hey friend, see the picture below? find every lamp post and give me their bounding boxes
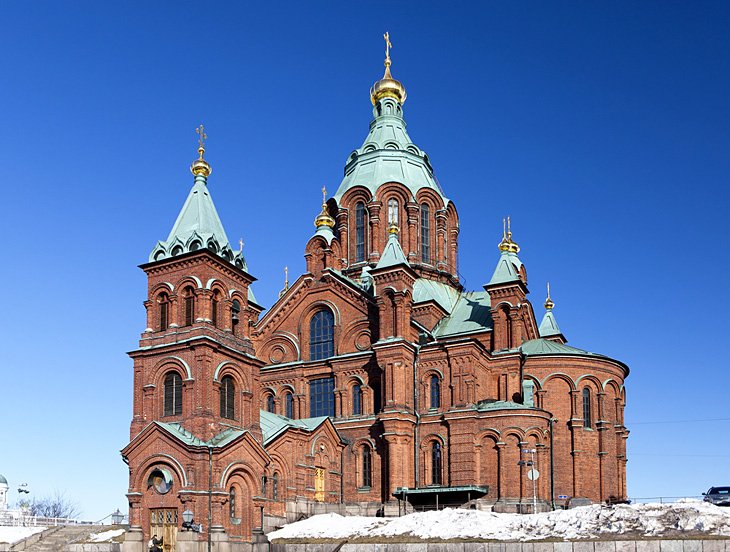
[111,509,124,525]
[182,509,202,533]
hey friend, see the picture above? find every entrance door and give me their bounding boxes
[314,468,325,502]
[150,508,178,552]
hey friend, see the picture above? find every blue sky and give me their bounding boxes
[1,2,729,521]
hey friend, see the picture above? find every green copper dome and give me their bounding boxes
[334,94,448,206]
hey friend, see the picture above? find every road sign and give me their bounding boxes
[527,469,540,481]
[558,494,568,499]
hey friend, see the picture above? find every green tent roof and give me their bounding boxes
[259,410,330,446]
[487,250,523,286]
[538,310,563,338]
[375,231,410,270]
[432,291,493,337]
[156,421,246,448]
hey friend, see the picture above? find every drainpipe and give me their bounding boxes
[549,417,556,510]
[413,342,422,490]
[208,446,213,552]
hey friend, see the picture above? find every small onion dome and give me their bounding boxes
[370,60,407,106]
[498,217,520,254]
[544,283,555,310]
[388,222,400,234]
[314,201,335,228]
[190,145,212,177]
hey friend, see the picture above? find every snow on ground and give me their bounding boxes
[88,528,126,542]
[269,500,730,542]
[0,526,47,544]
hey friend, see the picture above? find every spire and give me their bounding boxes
[539,282,565,341]
[370,32,407,106]
[278,266,290,298]
[313,186,336,243]
[375,224,409,269]
[488,218,524,286]
[149,127,246,271]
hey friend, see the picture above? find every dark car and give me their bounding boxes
[703,487,730,506]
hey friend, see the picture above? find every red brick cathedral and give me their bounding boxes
[122,42,629,552]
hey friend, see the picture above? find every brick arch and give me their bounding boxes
[299,302,340,360]
[266,452,293,500]
[212,361,250,390]
[420,433,447,486]
[540,372,577,390]
[260,332,301,364]
[150,282,174,296]
[415,188,447,211]
[340,319,371,352]
[149,356,192,383]
[375,181,412,204]
[132,453,188,490]
[576,374,602,390]
[221,463,259,540]
[501,432,523,500]
[475,431,500,496]
[174,275,202,290]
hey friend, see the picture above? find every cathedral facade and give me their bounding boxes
[122,44,629,552]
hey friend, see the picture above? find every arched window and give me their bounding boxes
[163,372,182,416]
[231,299,241,335]
[355,202,367,263]
[272,473,279,500]
[266,394,276,414]
[158,293,170,332]
[220,376,235,419]
[430,375,441,409]
[583,387,592,428]
[420,204,431,264]
[183,287,195,326]
[285,392,294,418]
[211,290,220,327]
[431,442,442,485]
[229,487,236,519]
[310,309,334,360]
[352,383,362,416]
[361,446,372,488]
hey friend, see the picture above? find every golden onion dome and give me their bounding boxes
[370,61,407,106]
[370,32,407,106]
[314,186,336,228]
[544,282,554,311]
[190,145,212,177]
[498,217,520,254]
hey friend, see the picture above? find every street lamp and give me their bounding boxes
[111,509,124,525]
[182,509,202,532]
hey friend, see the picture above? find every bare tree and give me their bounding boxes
[28,491,80,519]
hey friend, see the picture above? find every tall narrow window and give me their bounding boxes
[420,204,431,263]
[220,376,235,419]
[352,383,362,416]
[158,293,169,331]
[285,392,294,418]
[387,198,399,225]
[183,288,195,326]
[431,442,442,485]
[272,473,279,500]
[229,487,236,519]
[231,299,241,335]
[266,394,276,413]
[430,375,441,409]
[211,291,220,327]
[310,377,335,417]
[355,202,366,263]
[310,309,334,360]
[362,446,372,488]
[163,372,182,416]
[583,388,592,428]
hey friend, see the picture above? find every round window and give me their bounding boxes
[148,468,173,494]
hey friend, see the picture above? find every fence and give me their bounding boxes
[0,510,95,527]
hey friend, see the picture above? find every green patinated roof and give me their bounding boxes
[413,278,460,312]
[0,474,7,485]
[538,310,562,338]
[149,174,247,272]
[259,410,330,446]
[487,250,523,286]
[475,399,536,411]
[334,96,448,205]
[375,232,410,269]
[520,338,604,358]
[155,421,246,448]
[432,291,493,337]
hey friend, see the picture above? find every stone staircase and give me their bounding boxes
[9,525,107,551]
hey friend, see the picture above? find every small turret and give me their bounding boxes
[539,282,566,344]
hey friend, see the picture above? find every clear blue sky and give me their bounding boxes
[1,1,728,521]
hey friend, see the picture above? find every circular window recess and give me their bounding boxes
[148,468,173,494]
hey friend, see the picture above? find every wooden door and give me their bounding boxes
[150,508,178,552]
[314,468,325,502]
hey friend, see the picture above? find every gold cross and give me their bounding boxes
[321,186,327,205]
[196,124,207,149]
[384,32,392,60]
[239,238,244,251]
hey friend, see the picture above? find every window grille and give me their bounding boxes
[355,202,366,262]
[310,310,334,360]
[420,204,431,263]
[430,375,441,409]
[310,377,335,417]
[220,376,235,419]
[163,372,182,416]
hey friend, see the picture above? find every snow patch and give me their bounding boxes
[269,501,730,542]
[88,528,125,542]
[0,526,47,544]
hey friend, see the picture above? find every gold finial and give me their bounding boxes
[370,32,407,105]
[545,282,554,310]
[190,124,212,177]
[388,222,399,235]
[279,266,290,298]
[238,238,244,252]
[498,216,520,253]
[314,186,335,228]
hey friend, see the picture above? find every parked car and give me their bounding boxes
[703,487,730,506]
